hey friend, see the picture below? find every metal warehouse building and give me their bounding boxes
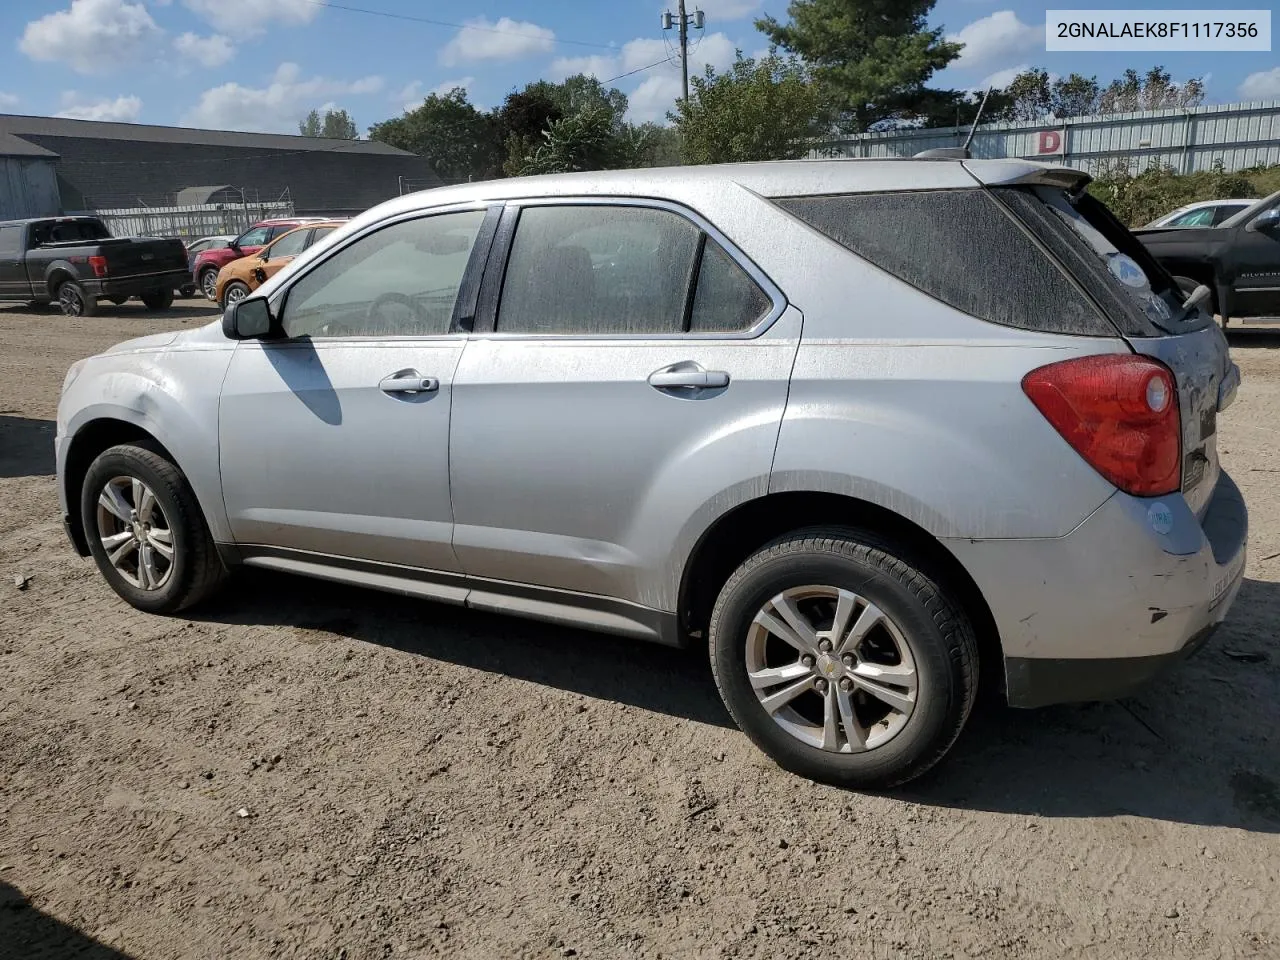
[817,99,1280,175]
[0,113,440,228]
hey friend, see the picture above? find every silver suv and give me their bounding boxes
[56,159,1248,787]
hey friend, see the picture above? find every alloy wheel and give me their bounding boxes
[59,285,84,317]
[95,476,175,591]
[201,271,218,301]
[225,284,248,306]
[745,585,918,753]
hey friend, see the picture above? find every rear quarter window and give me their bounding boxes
[775,189,1116,337]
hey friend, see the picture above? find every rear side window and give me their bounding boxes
[494,204,773,336]
[776,190,1115,337]
[0,225,21,256]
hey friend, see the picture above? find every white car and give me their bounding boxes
[1144,199,1259,229]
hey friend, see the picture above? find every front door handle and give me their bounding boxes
[379,371,439,394]
[648,365,730,390]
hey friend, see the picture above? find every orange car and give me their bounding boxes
[215,220,345,307]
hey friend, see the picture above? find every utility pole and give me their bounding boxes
[661,4,704,105]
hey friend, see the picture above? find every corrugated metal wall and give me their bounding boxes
[817,100,1280,175]
[0,157,59,219]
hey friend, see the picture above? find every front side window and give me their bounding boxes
[236,226,272,247]
[279,210,485,339]
[264,228,310,261]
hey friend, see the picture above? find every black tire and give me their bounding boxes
[199,268,220,302]
[179,284,197,299]
[709,527,979,789]
[57,279,98,317]
[140,288,174,310]
[81,443,227,614]
[220,280,251,309]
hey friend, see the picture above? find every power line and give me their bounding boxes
[602,57,675,85]
[301,0,617,50]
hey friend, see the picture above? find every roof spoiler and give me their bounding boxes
[914,87,992,160]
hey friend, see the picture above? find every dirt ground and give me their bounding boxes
[1,301,1277,960]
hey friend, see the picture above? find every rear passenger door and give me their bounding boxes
[449,199,800,606]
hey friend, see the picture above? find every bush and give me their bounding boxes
[1089,160,1279,226]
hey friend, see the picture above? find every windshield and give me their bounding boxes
[1219,189,1280,229]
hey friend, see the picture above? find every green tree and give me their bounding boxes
[671,52,824,164]
[1098,67,1204,114]
[496,89,564,175]
[299,108,358,139]
[517,105,648,174]
[757,0,960,132]
[368,88,503,182]
[522,74,629,129]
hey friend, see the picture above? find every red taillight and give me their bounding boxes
[88,255,108,277]
[1022,354,1181,497]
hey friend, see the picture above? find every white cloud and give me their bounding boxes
[184,62,383,132]
[55,92,143,122]
[548,54,619,81]
[440,17,555,65]
[182,0,317,36]
[1240,68,1280,100]
[395,78,475,110]
[624,32,737,123]
[20,0,163,75]
[948,11,1041,70]
[979,63,1031,89]
[174,31,234,67]
[0,93,19,109]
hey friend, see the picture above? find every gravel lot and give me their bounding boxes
[1,301,1278,960]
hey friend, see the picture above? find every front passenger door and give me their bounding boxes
[218,206,493,574]
[1231,202,1280,318]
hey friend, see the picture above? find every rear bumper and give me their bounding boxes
[945,469,1248,708]
[85,270,192,297]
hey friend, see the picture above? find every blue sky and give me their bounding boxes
[1,0,1276,133]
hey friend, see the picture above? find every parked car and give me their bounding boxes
[192,218,331,301]
[215,221,345,307]
[0,215,189,316]
[1142,198,1259,229]
[1134,190,1280,324]
[179,235,235,297]
[55,160,1247,787]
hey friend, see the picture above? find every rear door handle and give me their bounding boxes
[648,366,730,390]
[379,371,439,394]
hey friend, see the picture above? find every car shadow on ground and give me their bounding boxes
[0,415,54,478]
[1227,325,1280,349]
[0,881,134,959]
[197,570,1280,831]
[0,301,219,321]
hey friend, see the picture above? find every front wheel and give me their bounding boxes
[200,269,219,302]
[221,280,251,309]
[179,284,197,299]
[81,443,227,613]
[57,280,98,317]
[709,528,978,789]
[141,288,174,310]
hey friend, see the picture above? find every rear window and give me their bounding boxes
[30,219,110,245]
[776,190,1115,337]
[1001,186,1204,336]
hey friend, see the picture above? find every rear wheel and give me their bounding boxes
[221,280,251,309]
[57,280,97,317]
[141,288,174,310]
[709,528,978,788]
[81,443,227,613]
[199,268,219,301]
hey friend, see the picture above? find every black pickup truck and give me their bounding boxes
[1134,191,1280,326]
[0,216,191,316]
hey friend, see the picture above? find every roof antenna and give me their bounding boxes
[915,86,992,160]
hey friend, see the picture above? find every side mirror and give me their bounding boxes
[228,241,243,253]
[251,266,267,284]
[222,297,277,340]
[1246,209,1280,233]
